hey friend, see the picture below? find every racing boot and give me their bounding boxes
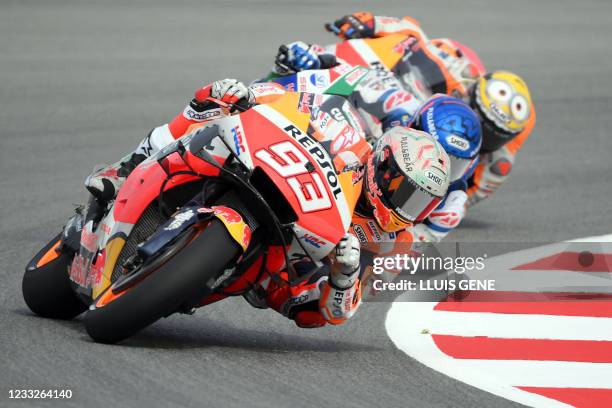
[85,151,147,204]
[84,124,172,204]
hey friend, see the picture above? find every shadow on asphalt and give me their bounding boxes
[12,308,381,353]
[122,320,382,352]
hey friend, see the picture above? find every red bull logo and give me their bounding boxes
[212,206,251,251]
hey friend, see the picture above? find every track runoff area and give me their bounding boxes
[383,234,612,407]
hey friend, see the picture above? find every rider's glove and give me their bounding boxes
[319,233,362,324]
[420,189,468,242]
[326,12,375,40]
[411,223,444,244]
[193,79,255,111]
[274,41,322,74]
[209,79,255,106]
[330,233,361,289]
[467,146,515,207]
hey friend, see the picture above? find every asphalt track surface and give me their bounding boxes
[1,1,611,407]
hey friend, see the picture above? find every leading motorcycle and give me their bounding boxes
[22,89,363,343]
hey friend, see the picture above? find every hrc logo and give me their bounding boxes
[231,126,245,155]
[302,233,326,248]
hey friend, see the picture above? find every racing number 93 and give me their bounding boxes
[255,141,332,213]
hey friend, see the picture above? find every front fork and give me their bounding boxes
[92,203,255,311]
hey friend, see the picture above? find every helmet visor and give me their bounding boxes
[375,151,443,222]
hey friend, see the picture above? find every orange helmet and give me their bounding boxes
[394,37,481,99]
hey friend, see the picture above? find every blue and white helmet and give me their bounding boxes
[412,94,482,181]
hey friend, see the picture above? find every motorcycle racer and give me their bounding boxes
[85,79,256,203]
[272,13,535,241]
[325,12,478,98]
[269,41,422,134]
[267,55,483,242]
[325,12,536,210]
[407,94,482,242]
[85,78,451,327]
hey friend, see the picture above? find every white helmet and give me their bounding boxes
[364,127,451,232]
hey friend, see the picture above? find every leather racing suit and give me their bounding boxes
[269,14,536,243]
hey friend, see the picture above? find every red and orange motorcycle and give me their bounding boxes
[324,31,486,99]
[22,89,364,343]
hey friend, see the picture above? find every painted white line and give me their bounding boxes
[385,234,612,408]
[568,234,612,243]
[387,305,612,388]
[397,302,612,341]
[386,305,572,408]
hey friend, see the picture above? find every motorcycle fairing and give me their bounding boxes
[332,34,408,71]
[72,90,362,299]
[71,135,229,297]
[265,65,374,98]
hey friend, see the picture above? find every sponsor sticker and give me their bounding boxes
[344,67,369,86]
[165,209,194,230]
[447,135,469,151]
[333,63,352,76]
[80,227,98,253]
[69,254,88,287]
[342,104,366,136]
[367,220,383,242]
[302,233,326,248]
[231,125,245,155]
[351,166,365,185]
[490,103,510,123]
[316,111,332,131]
[330,107,345,122]
[426,107,438,137]
[370,61,387,74]
[393,36,418,53]
[309,72,329,88]
[331,124,359,154]
[353,224,368,243]
[250,83,285,96]
[184,107,222,122]
[100,223,112,235]
[426,170,444,186]
[384,91,413,113]
[213,207,243,223]
[298,93,314,114]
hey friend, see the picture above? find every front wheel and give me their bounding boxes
[22,234,87,319]
[84,220,241,344]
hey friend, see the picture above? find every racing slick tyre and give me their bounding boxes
[22,234,87,319]
[84,220,241,344]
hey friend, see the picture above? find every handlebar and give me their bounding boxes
[204,96,250,113]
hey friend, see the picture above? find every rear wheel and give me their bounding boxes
[84,220,241,344]
[22,235,87,319]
